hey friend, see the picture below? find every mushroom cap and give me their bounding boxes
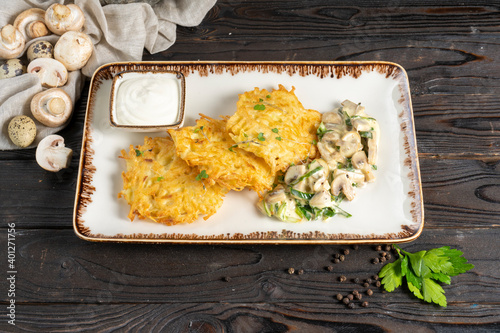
[27,57,68,87]
[31,88,73,127]
[8,115,37,148]
[13,8,49,41]
[54,31,93,71]
[27,40,54,63]
[0,58,26,79]
[0,24,25,59]
[36,134,73,172]
[45,4,85,35]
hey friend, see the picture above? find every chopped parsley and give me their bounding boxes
[254,104,266,111]
[195,170,209,181]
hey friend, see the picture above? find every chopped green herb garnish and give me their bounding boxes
[229,144,238,152]
[379,245,474,307]
[135,149,143,157]
[194,126,204,133]
[372,164,378,170]
[156,176,164,182]
[290,166,323,186]
[272,128,279,133]
[359,131,373,139]
[266,95,271,98]
[254,104,266,111]
[276,137,282,141]
[259,98,263,102]
[257,133,266,141]
[195,170,209,181]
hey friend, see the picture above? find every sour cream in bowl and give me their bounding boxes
[110,70,185,131]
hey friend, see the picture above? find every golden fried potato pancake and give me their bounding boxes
[118,136,228,225]
[168,114,275,193]
[226,85,321,174]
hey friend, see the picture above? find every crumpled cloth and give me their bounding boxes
[0,0,216,150]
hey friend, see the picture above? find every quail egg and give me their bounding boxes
[0,59,26,80]
[8,115,37,148]
[27,40,54,63]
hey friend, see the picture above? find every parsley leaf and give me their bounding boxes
[257,133,266,141]
[195,170,208,181]
[380,244,474,307]
[254,104,266,111]
[135,149,143,157]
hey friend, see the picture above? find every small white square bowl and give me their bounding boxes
[109,69,185,132]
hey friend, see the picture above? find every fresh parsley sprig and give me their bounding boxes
[379,245,474,307]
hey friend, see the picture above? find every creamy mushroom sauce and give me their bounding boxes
[259,100,379,222]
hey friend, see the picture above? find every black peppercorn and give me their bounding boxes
[347,294,354,300]
[343,249,350,255]
[386,254,392,260]
[366,289,373,296]
[365,278,372,284]
[343,297,350,305]
[333,258,340,264]
[363,282,369,288]
[339,255,345,262]
[339,275,347,282]
[336,293,343,301]
[288,267,295,274]
[348,302,355,309]
[372,274,379,281]
[353,277,360,283]
[372,258,379,264]
[385,245,392,252]
[361,301,369,307]
[375,245,382,251]
[297,269,304,275]
[380,257,386,263]
[223,276,231,282]
[326,265,334,271]
[352,290,359,295]
[381,252,387,257]
[334,253,340,259]
[375,281,381,288]
[352,245,359,250]
[355,293,362,300]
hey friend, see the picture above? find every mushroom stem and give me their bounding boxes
[53,4,71,19]
[46,145,72,170]
[1,25,16,44]
[48,97,66,115]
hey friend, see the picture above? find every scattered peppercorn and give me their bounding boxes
[353,277,360,284]
[347,294,354,300]
[326,265,334,271]
[385,245,392,252]
[381,252,387,257]
[372,274,379,281]
[386,254,392,260]
[365,278,372,284]
[363,282,369,288]
[375,245,382,251]
[352,245,359,250]
[361,301,369,307]
[366,289,373,296]
[355,293,362,300]
[372,258,379,264]
[334,253,340,259]
[380,257,386,263]
[339,275,347,282]
[222,276,231,282]
[336,294,343,301]
[288,267,295,274]
[352,290,359,295]
[297,269,304,275]
[333,258,340,264]
[343,249,350,255]
[348,302,355,309]
[339,255,345,262]
[343,297,350,305]
[375,281,381,288]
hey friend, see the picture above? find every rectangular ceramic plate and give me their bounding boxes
[73,61,423,244]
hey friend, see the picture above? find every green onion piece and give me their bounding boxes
[290,188,314,200]
[359,131,373,139]
[290,166,323,186]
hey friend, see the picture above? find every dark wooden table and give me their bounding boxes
[1,1,499,331]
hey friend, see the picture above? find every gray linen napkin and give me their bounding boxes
[0,0,216,150]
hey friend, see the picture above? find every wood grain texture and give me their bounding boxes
[0,228,496,305]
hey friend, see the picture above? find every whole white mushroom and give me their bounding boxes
[31,88,73,127]
[54,31,93,71]
[13,8,49,41]
[0,24,25,59]
[45,4,85,35]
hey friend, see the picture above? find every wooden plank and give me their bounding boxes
[0,228,496,307]
[1,302,498,332]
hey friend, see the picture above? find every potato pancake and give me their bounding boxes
[168,115,275,193]
[226,85,321,174]
[118,136,228,225]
